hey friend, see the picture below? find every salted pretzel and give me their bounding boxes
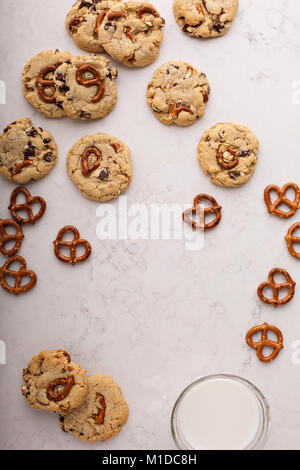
[92,394,106,425]
[217,146,239,170]
[183,194,222,231]
[0,255,37,295]
[94,10,108,35]
[264,183,300,218]
[81,146,102,177]
[47,376,75,402]
[76,64,105,103]
[53,225,92,265]
[137,5,159,18]
[0,219,24,257]
[246,323,283,363]
[285,222,300,259]
[170,104,193,118]
[36,65,57,103]
[8,187,46,225]
[257,268,296,307]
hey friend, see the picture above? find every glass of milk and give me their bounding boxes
[171,374,270,450]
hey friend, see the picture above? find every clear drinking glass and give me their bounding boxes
[171,374,270,450]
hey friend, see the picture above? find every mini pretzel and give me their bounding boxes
[94,10,108,35]
[8,187,46,225]
[92,394,106,424]
[246,323,283,363]
[53,226,92,265]
[81,146,102,177]
[0,255,37,296]
[69,17,84,33]
[0,219,24,257]
[264,183,300,218]
[285,222,300,259]
[36,65,57,103]
[170,104,193,118]
[47,376,75,402]
[107,11,127,20]
[183,194,222,231]
[137,5,159,18]
[76,64,105,103]
[217,146,239,170]
[257,268,296,307]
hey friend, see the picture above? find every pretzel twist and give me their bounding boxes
[183,194,222,231]
[246,323,283,363]
[0,219,24,257]
[264,183,300,218]
[53,226,92,265]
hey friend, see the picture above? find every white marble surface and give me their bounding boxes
[0,0,300,450]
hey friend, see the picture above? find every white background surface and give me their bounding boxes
[0,0,300,450]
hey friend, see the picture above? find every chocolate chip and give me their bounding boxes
[79,1,93,8]
[59,416,64,423]
[152,105,162,113]
[106,67,118,80]
[39,127,44,132]
[26,128,38,138]
[213,21,225,32]
[23,143,35,159]
[55,100,64,109]
[229,171,241,180]
[43,138,51,144]
[58,84,70,93]
[104,22,116,31]
[65,60,71,65]
[160,17,166,25]
[80,111,91,119]
[99,168,109,180]
[43,152,54,162]
[239,150,251,157]
[56,72,66,83]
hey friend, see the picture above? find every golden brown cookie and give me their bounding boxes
[22,350,87,414]
[0,119,58,184]
[59,374,129,442]
[147,60,210,126]
[67,133,133,202]
[197,122,259,187]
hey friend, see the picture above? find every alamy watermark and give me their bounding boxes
[0,80,6,104]
[0,340,6,364]
[291,80,300,104]
[96,196,205,251]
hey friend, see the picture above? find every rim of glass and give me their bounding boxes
[171,373,270,451]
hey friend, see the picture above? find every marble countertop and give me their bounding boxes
[1,0,300,450]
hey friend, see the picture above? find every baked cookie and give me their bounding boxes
[173,0,238,38]
[65,0,119,53]
[22,50,73,118]
[54,55,118,120]
[0,119,58,184]
[67,133,132,202]
[22,349,87,414]
[59,374,129,442]
[197,122,259,187]
[98,1,165,67]
[147,60,210,127]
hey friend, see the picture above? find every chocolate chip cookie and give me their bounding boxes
[147,60,210,126]
[54,55,118,120]
[98,1,165,67]
[0,119,58,184]
[197,122,259,187]
[22,350,87,414]
[67,133,133,202]
[22,50,73,118]
[173,0,238,38]
[65,0,119,53]
[59,374,129,442]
